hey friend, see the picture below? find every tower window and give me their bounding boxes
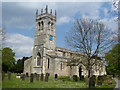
[38,22,40,30]
[48,58,50,69]
[38,22,40,26]
[41,21,44,30]
[51,22,54,30]
[37,52,41,66]
[70,53,73,57]
[63,52,65,57]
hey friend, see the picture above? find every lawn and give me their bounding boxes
[2,73,116,88]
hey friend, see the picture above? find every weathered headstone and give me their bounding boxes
[113,74,115,78]
[107,78,113,86]
[8,72,11,80]
[30,74,34,83]
[45,73,49,82]
[2,72,5,80]
[97,82,102,85]
[36,74,39,81]
[107,81,112,86]
[40,73,44,81]
[89,75,96,88]
[80,76,84,81]
[26,72,29,77]
[34,73,37,78]
[54,74,58,80]
[21,74,25,80]
[73,75,78,81]
[97,76,103,85]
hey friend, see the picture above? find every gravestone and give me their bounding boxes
[34,73,37,78]
[2,72,5,80]
[30,74,34,83]
[89,75,96,88]
[40,73,44,81]
[80,76,84,81]
[26,72,29,77]
[21,74,25,80]
[36,74,39,81]
[97,76,103,85]
[73,75,78,81]
[45,73,49,82]
[97,82,102,85]
[8,72,11,80]
[107,79,113,86]
[54,74,58,80]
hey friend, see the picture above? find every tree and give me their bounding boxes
[0,29,6,49]
[105,44,120,76]
[2,47,16,72]
[65,18,115,87]
[14,57,29,73]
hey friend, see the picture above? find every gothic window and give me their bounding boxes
[70,53,73,57]
[48,58,50,69]
[38,22,40,30]
[48,21,51,30]
[63,52,65,57]
[41,21,44,30]
[37,52,41,66]
[51,22,54,30]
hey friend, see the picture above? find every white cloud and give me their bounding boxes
[5,33,34,59]
[99,17,118,31]
[3,2,103,27]
[57,16,73,25]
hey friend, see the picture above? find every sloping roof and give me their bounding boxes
[46,54,73,60]
[55,46,77,53]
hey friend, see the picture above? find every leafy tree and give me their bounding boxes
[14,57,29,73]
[105,44,120,76]
[2,47,16,72]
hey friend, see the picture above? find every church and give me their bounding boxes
[24,6,106,76]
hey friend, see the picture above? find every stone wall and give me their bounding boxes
[24,57,32,75]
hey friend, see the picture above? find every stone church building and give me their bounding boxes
[24,6,106,76]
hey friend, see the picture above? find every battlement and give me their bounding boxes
[36,5,56,21]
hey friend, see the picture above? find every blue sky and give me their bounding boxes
[1,1,118,59]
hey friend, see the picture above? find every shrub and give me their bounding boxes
[97,75,113,84]
[73,75,78,81]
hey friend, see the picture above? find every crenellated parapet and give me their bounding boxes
[36,5,56,22]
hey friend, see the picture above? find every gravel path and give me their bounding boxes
[114,78,120,90]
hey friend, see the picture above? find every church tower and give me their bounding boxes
[31,5,56,74]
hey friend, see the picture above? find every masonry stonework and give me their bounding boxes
[24,6,106,76]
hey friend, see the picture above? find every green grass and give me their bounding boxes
[2,74,116,88]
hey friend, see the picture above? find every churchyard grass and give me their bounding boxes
[2,73,116,88]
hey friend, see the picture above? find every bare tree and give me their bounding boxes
[0,29,6,49]
[65,18,115,78]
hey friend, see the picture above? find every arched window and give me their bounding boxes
[41,21,44,30]
[51,22,54,30]
[38,22,40,30]
[48,21,51,30]
[37,52,41,66]
[48,58,50,69]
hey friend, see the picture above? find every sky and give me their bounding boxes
[1,1,118,60]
